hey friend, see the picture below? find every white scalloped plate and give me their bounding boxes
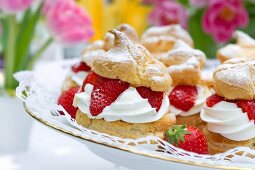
[23,105,252,170]
[16,60,254,170]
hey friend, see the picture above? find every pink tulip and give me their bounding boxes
[190,0,208,7]
[0,0,34,13]
[148,0,188,28]
[202,0,248,43]
[45,0,94,45]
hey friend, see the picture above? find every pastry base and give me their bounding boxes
[203,127,255,154]
[75,110,176,139]
[175,114,205,130]
[62,76,79,91]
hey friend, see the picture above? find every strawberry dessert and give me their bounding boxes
[201,59,255,154]
[72,29,176,139]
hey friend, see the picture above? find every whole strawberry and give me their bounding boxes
[164,125,208,154]
[58,86,80,118]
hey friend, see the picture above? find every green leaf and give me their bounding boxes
[164,125,190,146]
[14,3,42,71]
[188,9,218,58]
[0,17,8,55]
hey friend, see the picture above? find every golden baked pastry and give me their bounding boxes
[76,110,176,139]
[175,114,205,131]
[203,127,255,155]
[163,41,212,130]
[74,29,176,139]
[160,40,206,86]
[213,59,255,100]
[217,31,255,63]
[93,29,172,92]
[140,24,193,59]
[62,24,139,91]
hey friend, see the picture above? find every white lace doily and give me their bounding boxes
[15,59,255,169]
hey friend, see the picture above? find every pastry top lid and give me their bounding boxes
[104,23,139,50]
[159,40,206,68]
[213,58,255,100]
[217,31,255,63]
[82,24,139,67]
[93,29,172,92]
[140,24,193,53]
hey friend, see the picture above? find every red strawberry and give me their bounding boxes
[136,86,163,112]
[164,125,208,154]
[237,100,255,122]
[206,94,224,107]
[58,86,80,118]
[169,85,197,112]
[81,72,99,91]
[90,77,129,116]
[71,61,91,73]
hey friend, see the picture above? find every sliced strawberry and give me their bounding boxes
[90,77,129,116]
[71,61,91,73]
[237,100,255,122]
[206,94,224,107]
[81,72,99,92]
[136,86,163,112]
[169,85,197,112]
[164,125,208,154]
[58,86,80,118]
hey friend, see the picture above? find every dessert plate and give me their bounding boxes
[16,60,255,170]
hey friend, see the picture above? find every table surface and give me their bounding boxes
[0,117,129,170]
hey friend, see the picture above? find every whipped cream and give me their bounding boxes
[73,84,170,123]
[69,71,88,86]
[169,85,211,116]
[201,101,255,141]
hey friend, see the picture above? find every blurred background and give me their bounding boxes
[0,0,255,169]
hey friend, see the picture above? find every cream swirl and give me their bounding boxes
[69,71,88,86]
[73,84,170,123]
[169,86,211,116]
[201,101,255,141]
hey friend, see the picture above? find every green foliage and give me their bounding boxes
[188,9,218,58]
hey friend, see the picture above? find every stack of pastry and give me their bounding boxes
[201,58,255,154]
[62,24,139,91]
[217,31,255,63]
[73,30,176,139]
[156,40,212,129]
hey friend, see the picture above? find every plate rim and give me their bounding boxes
[24,104,252,170]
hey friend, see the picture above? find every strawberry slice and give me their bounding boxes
[237,100,255,122]
[136,86,163,112]
[58,86,80,118]
[206,94,224,107]
[81,72,99,92]
[71,61,91,73]
[169,85,197,112]
[90,77,129,116]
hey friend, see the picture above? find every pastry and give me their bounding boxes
[140,24,193,59]
[62,24,139,91]
[201,59,255,154]
[217,31,255,63]
[159,41,211,129]
[73,29,176,139]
